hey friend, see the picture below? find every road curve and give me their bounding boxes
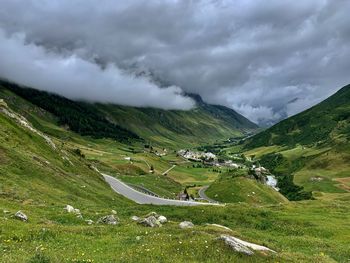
[103,173,221,206]
[198,186,219,204]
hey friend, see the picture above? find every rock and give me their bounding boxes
[3,210,10,214]
[131,216,140,222]
[145,211,159,218]
[97,215,119,225]
[85,219,94,225]
[179,221,194,229]
[111,210,117,215]
[158,215,167,224]
[64,205,75,213]
[138,216,162,228]
[74,209,81,214]
[15,211,28,222]
[64,205,81,216]
[218,235,276,255]
[218,235,253,255]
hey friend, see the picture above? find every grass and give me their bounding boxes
[206,174,287,205]
[1,198,350,262]
[1,88,350,262]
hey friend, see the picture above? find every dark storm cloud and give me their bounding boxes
[0,0,349,124]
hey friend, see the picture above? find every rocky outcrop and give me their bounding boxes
[97,215,119,225]
[179,221,194,229]
[15,211,28,222]
[0,102,56,149]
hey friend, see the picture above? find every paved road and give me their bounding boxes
[103,173,221,206]
[198,186,219,204]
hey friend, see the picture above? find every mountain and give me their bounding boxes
[1,80,350,262]
[246,84,350,148]
[0,80,258,147]
[244,84,350,197]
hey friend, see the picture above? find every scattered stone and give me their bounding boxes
[218,235,253,255]
[15,211,28,222]
[179,221,194,229]
[138,216,162,228]
[85,220,94,225]
[97,215,119,225]
[64,205,81,216]
[3,210,10,214]
[64,205,75,213]
[158,215,167,224]
[310,176,324,182]
[131,216,140,222]
[218,235,276,255]
[145,211,159,218]
[111,210,117,215]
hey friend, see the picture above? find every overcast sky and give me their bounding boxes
[0,0,349,125]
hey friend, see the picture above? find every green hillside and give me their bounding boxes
[1,85,350,262]
[206,173,287,205]
[246,84,350,148]
[244,84,350,197]
[1,80,257,148]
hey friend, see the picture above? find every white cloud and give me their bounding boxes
[0,30,194,110]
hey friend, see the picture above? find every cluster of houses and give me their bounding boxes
[177,149,243,168]
[177,149,216,162]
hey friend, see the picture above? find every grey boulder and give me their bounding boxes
[97,215,119,225]
[15,211,28,222]
[179,221,194,229]
[138,216,162,228]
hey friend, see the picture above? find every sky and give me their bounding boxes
[0,0,349,126]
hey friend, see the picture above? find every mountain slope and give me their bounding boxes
[0,80,257,148]
[246,84,350,148]
[244,84,350,196]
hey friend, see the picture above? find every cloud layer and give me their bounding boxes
[0,0,349,124]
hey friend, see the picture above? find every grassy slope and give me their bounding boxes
[93,99,257,148]
[1,80,258,149]
[206,174,287,205]
[0,97,350,262]
[244,84,350,195]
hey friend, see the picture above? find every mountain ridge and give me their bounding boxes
[0,79,257,147]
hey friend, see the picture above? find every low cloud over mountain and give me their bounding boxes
[0,1,349,124]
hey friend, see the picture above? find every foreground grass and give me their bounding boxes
[1,198,350,262]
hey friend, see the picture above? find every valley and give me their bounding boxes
[1,81,350,262]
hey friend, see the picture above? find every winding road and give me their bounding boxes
[103,173,221,206]
[198,186,219,204]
